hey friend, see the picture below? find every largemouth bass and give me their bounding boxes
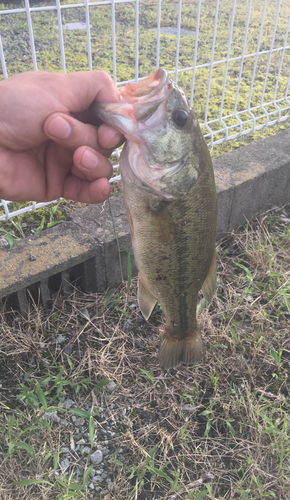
[94,68,217,369]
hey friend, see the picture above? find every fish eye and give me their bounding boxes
[172,109,188,127]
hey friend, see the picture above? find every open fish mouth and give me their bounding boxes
[92,68,196,199]
[92,68,173,136]
[120,67,168,103]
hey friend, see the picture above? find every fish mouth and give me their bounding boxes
[92,68,187,199]
[120,67,168,103]
[92,68,173,137]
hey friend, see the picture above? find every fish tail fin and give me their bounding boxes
[159,327,203,370]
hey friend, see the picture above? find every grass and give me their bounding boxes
[0,202,289,499]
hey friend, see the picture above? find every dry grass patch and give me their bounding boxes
[0,204,290,500]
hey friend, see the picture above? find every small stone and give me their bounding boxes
[106,382,117,393]
[60,458,70,470]
[29,254,36,261]
[245,295,254,303]
[107,480,114,490]
[83,446,91,454]
[134,337,142,348]
[74,417,85,427]
[80,308,90,321]
[71,416,77,423]
[130,303,136,308]
[102,448,109,456]
[122,409,126,416]
[93,475,102,482]
[76,438,86,445]
[88,483,94,490]
[56,334,66,343]
[101,472,108,479]
[91,450,103,464]
[63,399,75,410]
[64,344,73,355]
[60,418,70,427]
[42,411,60,423]
[60,447,70,454]
[182,404,196,413]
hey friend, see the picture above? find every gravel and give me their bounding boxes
[182,404,196,413]
[42,395,130,497]
[105,381,117,393]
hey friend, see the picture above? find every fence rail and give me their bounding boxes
[1,0,290,221]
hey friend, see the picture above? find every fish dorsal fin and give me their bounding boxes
[201,252,217,304]
[138,274,157,320]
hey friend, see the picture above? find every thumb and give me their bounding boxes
[55,70,121,114]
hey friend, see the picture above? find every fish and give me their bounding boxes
[93,68,217,369]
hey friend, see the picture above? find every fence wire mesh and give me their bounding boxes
[0,0,290,221]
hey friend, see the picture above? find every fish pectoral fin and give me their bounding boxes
[201,251,217,304]
[159,328,203,369]
[138,275,157,320]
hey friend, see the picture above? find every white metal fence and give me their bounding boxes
[0,0,290,222]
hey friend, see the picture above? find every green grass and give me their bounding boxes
[0,201,68,247]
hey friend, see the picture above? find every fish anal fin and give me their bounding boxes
[201,251,217,304]
[138,274,157,320]
[159,328,203,369]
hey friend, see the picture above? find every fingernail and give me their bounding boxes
[81,149,99,170]
[102,183,111,198]
[105,132,122,149]
[47,116,71,139]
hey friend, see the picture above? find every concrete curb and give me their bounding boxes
[1,130,290,312]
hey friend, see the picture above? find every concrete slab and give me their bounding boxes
[0,130,289,302]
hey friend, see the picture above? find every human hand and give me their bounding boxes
[0,70,123,204]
